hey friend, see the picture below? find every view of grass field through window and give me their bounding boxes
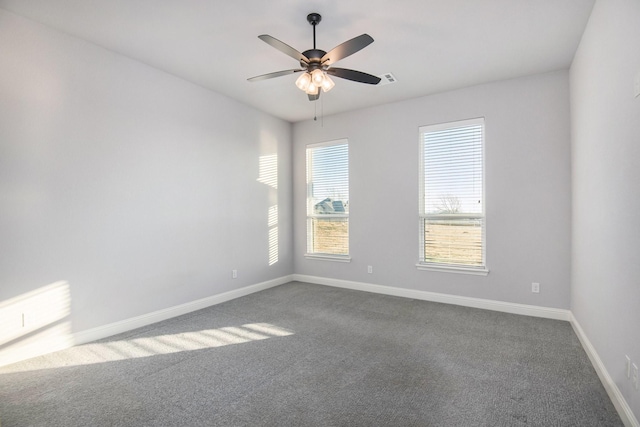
[420,118,485,268]
[423,219,483,266]
[306,141,349,256]
[309,218,349,255]
[306,121,483,265]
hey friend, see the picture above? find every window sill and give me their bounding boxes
[305,254,352,263]
[416,263,489,276]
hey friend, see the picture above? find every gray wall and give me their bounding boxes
[570,0,640,418]
[293,71,572,309]
[8,6,639,420]
[0,9,293,335]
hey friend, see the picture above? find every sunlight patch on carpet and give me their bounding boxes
[2,323,293,372]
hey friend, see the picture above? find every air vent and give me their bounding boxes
[377,72,397,86]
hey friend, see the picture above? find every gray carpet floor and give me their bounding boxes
[0,281,623,426]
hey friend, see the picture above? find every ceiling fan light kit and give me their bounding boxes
[248,13,381,101]
[296,69,335,95]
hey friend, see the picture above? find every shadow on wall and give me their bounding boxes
[0,281,72,366]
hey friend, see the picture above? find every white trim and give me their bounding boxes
[308,213,349,219]
[570,314,639,427]
[306,138,348,149]
[292,274,569,321]
[73,275,292,345]
[304,253,352,263]
[306,140,350,255]
[3,274,635,426]
[0,275,292,368]
[416,263,489,276]
[418,117,487,268]
[419,116,486,133]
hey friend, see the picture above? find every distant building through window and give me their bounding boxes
[418,118,487,274]
[306,140,349,258]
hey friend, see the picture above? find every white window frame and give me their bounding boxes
[417,118,488,275]
[305,139,351,262]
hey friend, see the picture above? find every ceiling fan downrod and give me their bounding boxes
[307,13,321,50]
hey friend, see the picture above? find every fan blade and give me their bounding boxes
[326,68,381,85]
[258,35,309,64]
[247,69,304,82]
[321,34,374,66]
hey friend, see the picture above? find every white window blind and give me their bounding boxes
[419,118,486,271]
[306,140,349,257]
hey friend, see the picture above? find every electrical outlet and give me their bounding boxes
[626,355,632,378]
[232,270,237,279]
[531,282,540,293]
[367,265,373,274]
[633,363,639,390]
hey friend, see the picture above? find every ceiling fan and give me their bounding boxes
[247,13,381,101]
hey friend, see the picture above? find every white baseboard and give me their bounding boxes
[3,273,636,426]
[73,275,292,345]
[570,314,639,427]
[0,275,292,368]
[293,274,571,321]
[295,274,639,424]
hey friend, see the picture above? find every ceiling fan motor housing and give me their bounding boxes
[301,49,327,69]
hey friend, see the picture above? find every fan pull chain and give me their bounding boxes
[313,96,324,126]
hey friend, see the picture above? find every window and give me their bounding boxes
[306,140,350,260]
[418,118,487,275]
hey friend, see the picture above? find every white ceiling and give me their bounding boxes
[0,0,595,123]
